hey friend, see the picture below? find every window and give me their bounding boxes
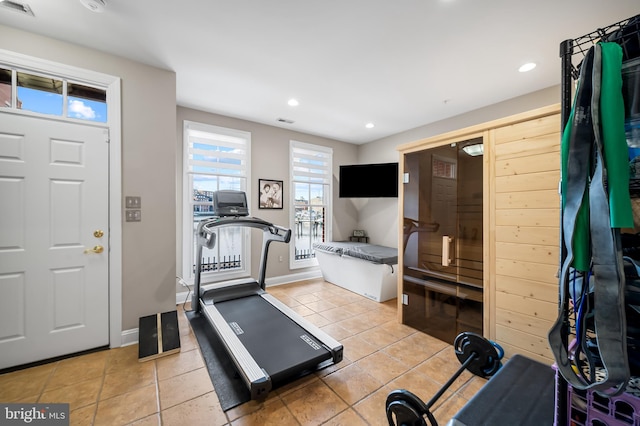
[183,121,251,283]
[290,141,332,268]
[0,67,107,122]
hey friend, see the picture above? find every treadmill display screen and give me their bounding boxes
[212,190,249,216]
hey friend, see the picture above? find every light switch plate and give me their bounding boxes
[126,210,141,222]
[125,196,141,209]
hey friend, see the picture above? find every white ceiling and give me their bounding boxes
[0,1,638,144]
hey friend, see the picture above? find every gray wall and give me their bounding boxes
[0,25,178,332]
[356,86,561,248]
[0,22,563,334]
[176,107,358,290]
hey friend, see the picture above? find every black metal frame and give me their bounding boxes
[557,14,640,426]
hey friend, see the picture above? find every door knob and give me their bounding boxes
[84,245,104,254]
[93,230,104,238]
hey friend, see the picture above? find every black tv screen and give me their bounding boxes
[339,162,399,198]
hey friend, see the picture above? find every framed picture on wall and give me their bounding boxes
[258,179,283,209]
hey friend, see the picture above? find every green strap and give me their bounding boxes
[600,42,633,228]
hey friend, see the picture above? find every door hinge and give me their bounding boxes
[103,129,110,143]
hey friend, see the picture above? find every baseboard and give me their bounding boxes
[175,269,322,304]
[265,269,322,287]
[120,328,139,347]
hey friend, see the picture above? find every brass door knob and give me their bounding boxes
[84,245,104,254]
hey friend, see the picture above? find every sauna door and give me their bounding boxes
[404,139,483,287]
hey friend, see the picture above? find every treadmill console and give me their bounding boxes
[212,190,249,217]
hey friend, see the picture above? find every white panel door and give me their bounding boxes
[0,113,109,369]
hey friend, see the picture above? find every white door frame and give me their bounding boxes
[0,49,123,348]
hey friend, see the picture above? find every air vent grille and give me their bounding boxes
[0,0,35,17]
[277,118,295,124]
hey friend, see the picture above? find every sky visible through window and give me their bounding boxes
[17,87,107,122]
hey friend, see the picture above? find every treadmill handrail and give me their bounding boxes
[193,216,292,313]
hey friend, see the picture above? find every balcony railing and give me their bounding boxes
[193,255,242,273]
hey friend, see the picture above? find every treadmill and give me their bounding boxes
[192,190,343,400]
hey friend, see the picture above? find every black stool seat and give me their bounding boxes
[447,354,555,426]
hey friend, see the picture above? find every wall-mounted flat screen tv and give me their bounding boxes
[339,162,399,198]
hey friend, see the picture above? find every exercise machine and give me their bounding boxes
[192,190,343,400]
[386,332,503,426]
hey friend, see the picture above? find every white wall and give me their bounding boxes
[0,25,178,332]
[356,86,561,248]
[176,107,358,290]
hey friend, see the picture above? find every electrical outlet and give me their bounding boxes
[402,294,408,305]
[278,256,283,262]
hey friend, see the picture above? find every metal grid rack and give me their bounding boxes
[557,14,640,426]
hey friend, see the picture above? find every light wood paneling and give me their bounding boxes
[493,109,561,364]
[493,114,560,144]
[495,258,558,284]
[495,324,551,360]
[495,170,560,193]
[495,275,558,303]
[496,152,560,177]
[495,293,558,324]
[495,208,559,227]
[494,190,559,209]
[495,225,558,246]
[495,241,558,265]
[496,308,555,339]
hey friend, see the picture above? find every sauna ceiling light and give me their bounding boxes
[519,62,537,72]
[462,144,484,156]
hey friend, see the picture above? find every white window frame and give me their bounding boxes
[182,120,251,284]
[289,140,333,269]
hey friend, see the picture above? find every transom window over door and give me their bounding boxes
[183,121,251,283]
[0,67,107,123]
[289,141,332,268]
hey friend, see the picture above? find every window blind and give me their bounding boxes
[186,123,249,178]
[291,141,332,184]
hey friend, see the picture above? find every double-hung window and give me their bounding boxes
[289,141,332,268]
[182,121,251,283]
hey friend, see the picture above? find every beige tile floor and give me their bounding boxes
[0,278,488,425]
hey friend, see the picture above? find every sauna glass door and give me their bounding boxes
[402,138,483,342]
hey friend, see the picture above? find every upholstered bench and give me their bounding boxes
[447,354,555,426]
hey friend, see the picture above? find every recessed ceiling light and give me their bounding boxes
[287,98,299,107]
[519,62,537,73]
[365,123,374,129]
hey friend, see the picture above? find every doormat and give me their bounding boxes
[185,310,251,411]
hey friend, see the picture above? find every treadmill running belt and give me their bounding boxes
[215,295,332,384]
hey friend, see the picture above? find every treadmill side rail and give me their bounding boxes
[201,301,272,399]
[262,293,344,364]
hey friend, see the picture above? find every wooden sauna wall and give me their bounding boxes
[397,104,562,365]
[490,112,561,364]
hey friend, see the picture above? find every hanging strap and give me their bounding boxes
[549,43,630,396]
